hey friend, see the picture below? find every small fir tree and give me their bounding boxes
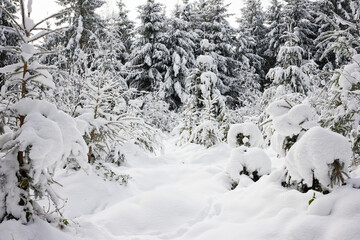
[0,1,88,224]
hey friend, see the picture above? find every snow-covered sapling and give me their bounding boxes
[226,146,271,188]
[321,54,360,166]
[0,1,88,224]
[283,127,352,193]
[227,122,264,148]
[181,51,227,147]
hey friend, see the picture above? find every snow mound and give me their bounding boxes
[226,146,271,182]
[285,126,352,188]
[227,122,264,148]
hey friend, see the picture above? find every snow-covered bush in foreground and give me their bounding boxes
[283,127,352,193]
[0,1,87,224]
[226,146,271,187]
[321,54,360,166]
[0,99,88,223]
[227,122,264,148]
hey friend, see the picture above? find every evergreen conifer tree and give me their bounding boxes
[0,0,20,87]
[191,0,243,106]
[0,0,88,224]
[127,0,170,93]
[115,0,135,65]
[282,0,318,59]
[264,0,285,71]
[238,0,268,83]
[161,2,197,110]
[266,27,312,94]
[44,0,106,69]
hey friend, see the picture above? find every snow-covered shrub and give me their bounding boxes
[0,2,88,224]
[141,94,178,133]
[320,54,360,166]
[175,97,197,146]
[178,50,227,147]
[259,85,305,144]
[190,120,220,148]
[265,99,318,157]
[283,127,352,193]
[227,123,264,148]
[226,146,271,187]
[0,99,89,223]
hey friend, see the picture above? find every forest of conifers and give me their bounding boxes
[0,0,359,234]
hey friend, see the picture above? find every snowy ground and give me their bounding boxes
[1,137,360,240]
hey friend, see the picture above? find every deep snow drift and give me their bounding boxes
[1,137,360,240]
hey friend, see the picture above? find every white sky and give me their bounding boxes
[32,0,271,27]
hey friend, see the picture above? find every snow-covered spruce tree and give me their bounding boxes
[127,0,170,93]
[264,0,285,71]
[237,0,268,84]
[226,146,271,185]
[232,27,262,107]
[266,27,313,94]
[46,0,106,70]
[179,52,227,147]
[0,1,88,224]
[41,0,107,115]
[0,0,20,87]
[114,0,135,65]
[316,0,359,69]
[74,49,162,165]
[259,84,306,148]
[317,2,360,165]
[160,2,197,110]
[75,52,126,164]
[192,0,244,107]
[227,122,264,148]
[321,54,360,166]
[282,0,319,60]
[266,100,318,157]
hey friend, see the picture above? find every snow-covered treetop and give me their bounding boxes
[227,123,264,148]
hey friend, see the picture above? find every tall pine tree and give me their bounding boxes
[127,0,170,93]
[0,0,20,88]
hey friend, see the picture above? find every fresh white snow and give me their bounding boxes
[1,136,360,240]
[226,146,271,182]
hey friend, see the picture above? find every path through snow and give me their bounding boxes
[1,138,360,240]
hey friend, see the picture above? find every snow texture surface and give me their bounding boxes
[0,137,359,240]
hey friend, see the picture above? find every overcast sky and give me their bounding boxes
[32,0,271,27]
